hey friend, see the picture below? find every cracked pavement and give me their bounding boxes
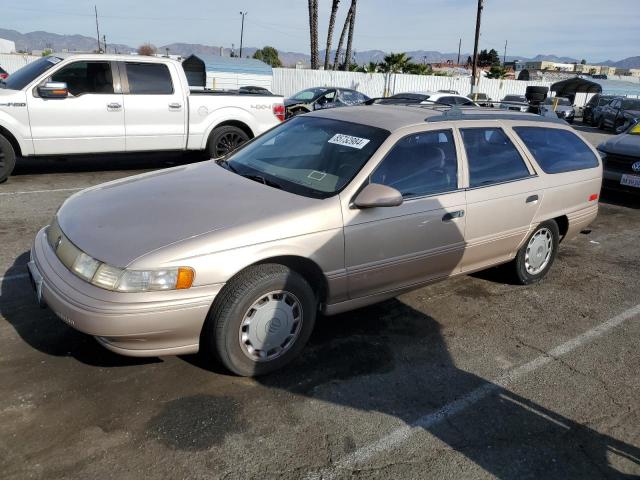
[1,126,639,479]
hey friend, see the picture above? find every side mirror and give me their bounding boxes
[353,183,403,209]
[38,82,68,99]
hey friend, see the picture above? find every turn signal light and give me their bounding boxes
[176,267,195,289]
[588,193,598,202]
[273,103,285,122]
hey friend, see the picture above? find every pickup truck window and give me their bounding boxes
[2,56,61,90]
[125,63,173,95]
[51,61,114,96]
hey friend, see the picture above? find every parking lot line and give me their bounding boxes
[0,187,85,196]
[305,302,640,479]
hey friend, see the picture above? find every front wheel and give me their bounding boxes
[512,221,560,285]
[0,134,17,183]
[207,125,250,160]
[202,264,317,376]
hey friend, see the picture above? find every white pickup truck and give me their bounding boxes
[0,53,285,182]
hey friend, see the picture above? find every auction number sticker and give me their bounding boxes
[328,133,370,149]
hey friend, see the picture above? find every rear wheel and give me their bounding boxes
[202,264,317,376]
[0,134,16,183]
[512,220,560,285]
[207,125,250,159]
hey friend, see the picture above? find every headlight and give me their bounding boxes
[47,220,195,292]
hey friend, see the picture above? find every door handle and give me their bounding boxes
[107,102,122,109]
[526,194,539,203]
[442,210,464,222]
[168,102,182,109]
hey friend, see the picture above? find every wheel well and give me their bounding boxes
[0,126,22,157]
[553,215,569,241]
[209,120,254,145]
[255,256,328,305]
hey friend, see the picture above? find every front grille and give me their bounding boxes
[603,153,640,173]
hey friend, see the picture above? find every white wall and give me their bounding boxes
[0,53,39,74]
[272,68,551,101]
[0,38,16,54]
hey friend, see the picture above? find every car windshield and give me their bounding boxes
[1,56,62,90]
[622,99,640,110]
[544,97,571,106]
[504,95,526,102]
[291,88,328,101]
[225,116,389,199]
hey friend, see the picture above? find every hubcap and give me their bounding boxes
[525,228,553,275]
[215,132,245,158]
[239,290,303,362]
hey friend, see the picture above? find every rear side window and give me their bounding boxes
[371,129,458,198]
[460,128,530,187]
[125,63,173,94]
[513,127,599,174]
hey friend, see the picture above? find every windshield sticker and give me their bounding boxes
[47,57,62,64]
[328,133,370,150]
[308,170,327,181]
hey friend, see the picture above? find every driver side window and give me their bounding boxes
[50,61,114,96]
[371,130,459,198]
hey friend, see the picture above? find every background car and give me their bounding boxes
[0,66,8,81]
[599,97,640,133]
[377,91,477,106]
[539,97,575,123]
[583,94,618,126]
[468,92,493,107]
[598,121,640,195]
[284,87,369,117]
[499,94,529,112]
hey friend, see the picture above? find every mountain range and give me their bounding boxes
[1,28,638,69]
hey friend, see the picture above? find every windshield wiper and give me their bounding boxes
[216,158,238,173]
[241,173,283,190]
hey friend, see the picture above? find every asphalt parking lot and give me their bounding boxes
[1,124,639,479]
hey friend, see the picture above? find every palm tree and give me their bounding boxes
[308,0,319,69]
[333,4,352,70]
[380,52,412,73]
[324,0,340,70]
[343,0,357,71]
[358,61,379,73]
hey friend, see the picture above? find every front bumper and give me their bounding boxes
[603,169,640,196]
[29,227,223,357]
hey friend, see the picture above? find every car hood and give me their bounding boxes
[624,109,640,117]
[599,133,640,158]
[57,161,327,267]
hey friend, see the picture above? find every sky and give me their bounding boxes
[2,0,639,62]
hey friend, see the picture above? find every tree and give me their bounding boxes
[466,56,473,66]
[343,0,357,71]
[308,0,319,69]
[404,63,432,75]
[356,61,380,73]
[486,65,508,79]
[253,46,282,67]
[580,59,587,65]
[380,52,412,73]
[137,43,156,56]
[333,2,353,70]
[41,48,53,57]
[324,0,340,70]
[478,48,500,67]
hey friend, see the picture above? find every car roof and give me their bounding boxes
[308,104,566,131]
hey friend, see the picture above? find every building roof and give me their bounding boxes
[183,54,272,76]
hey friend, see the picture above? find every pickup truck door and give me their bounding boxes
[120,61,186,151]
[27,60,125,155]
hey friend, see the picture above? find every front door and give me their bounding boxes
[120,61,186,151]
[343,128,467,299]
[28,60,125,155]
[458,125,542,273]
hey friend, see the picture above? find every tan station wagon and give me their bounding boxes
[28,104,602,376]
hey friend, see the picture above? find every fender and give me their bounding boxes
[0,107,35,157]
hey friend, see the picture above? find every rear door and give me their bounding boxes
[458,123,543,273]
[121,61,186,151]
[27,60,125,154]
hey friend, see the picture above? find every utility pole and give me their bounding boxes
[103,35,107,54]
[457,38,462,65]
[239,11,247,58]
[503,39,508,65]
[94,5,102,53]
[471,0,483,93]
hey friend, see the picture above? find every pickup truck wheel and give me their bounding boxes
[512,221,559,285]
[208,126,250,159]
[0,134,17,183]
[203,264,317,376]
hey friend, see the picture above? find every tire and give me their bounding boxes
[202,264,317,376]
[512,220,560,285]
[207,125,250,160]
[0,134,17,183]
